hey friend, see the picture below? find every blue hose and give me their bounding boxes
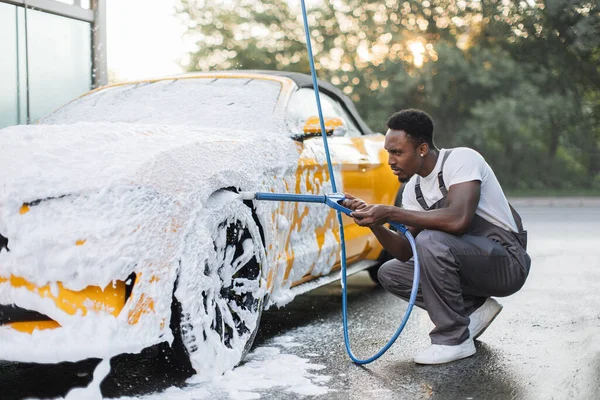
[299,0,420,364]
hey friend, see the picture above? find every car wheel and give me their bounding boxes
[172,190,267,376]
[368,249,388,285]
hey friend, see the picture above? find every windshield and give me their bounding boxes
[41,78,284,131]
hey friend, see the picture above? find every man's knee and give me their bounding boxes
[415,229,452,248]
[414,230,454,275]
[415,230,453,257]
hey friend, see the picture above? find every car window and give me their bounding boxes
[286,88,363,137]
[40,78,285,132]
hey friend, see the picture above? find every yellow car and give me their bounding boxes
[0,71,400,375]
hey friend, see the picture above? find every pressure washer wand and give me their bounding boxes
[239,192,409,234]
[240,192,357,217]
[240,192,328,205]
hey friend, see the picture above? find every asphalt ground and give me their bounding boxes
[1,206,599,399]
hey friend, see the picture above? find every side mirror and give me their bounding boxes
[301,116,347,138]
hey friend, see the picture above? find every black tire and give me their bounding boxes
[168,287,195,372]
[368,263,382,285]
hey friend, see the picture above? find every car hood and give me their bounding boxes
[0,122,299,203]
[0,122,301,289]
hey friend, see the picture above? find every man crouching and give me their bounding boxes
[343,109,531,364]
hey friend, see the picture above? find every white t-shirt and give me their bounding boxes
[401,147,519,233]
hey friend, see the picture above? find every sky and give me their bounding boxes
[104,0,323,83]
[106,0,192,82]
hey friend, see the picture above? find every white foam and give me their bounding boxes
[0,117,351,364]
[272,335,302,348]
[118,338,330,400]
[63,358,111,400]
[0,78,384,382]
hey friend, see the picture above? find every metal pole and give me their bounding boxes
[91,0,107,87]
[15,5,22,124]
[23,0,31,124]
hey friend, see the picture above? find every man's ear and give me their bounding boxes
[419,143,429,157]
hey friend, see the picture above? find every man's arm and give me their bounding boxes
[350,180,481,235]
[368,224,422,262]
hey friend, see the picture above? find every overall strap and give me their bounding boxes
[415,176,428,210]
[508,203,525,233]
[437,150,453,197]
[414,150,453,211]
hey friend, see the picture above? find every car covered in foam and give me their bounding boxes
[0,71,399,376]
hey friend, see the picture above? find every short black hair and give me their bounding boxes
[386,109,435,147]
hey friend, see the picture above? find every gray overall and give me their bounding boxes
[378,151,531,345]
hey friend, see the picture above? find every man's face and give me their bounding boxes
[384,129,424,183]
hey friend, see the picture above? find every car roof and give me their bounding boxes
[176,70,375,135]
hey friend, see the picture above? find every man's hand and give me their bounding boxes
[342,193,391,227]
[342,193,369,211]
[343,194,414,262]
[350,204,392,227]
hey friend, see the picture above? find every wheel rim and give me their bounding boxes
[205,218,262,350]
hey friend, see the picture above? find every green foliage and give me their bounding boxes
[177,0,600,192]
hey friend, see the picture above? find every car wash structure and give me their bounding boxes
[0,0,107,129]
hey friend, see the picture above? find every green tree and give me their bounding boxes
[473,0,600,188]
[176,0,600,192]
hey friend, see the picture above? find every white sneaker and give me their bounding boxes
[414,338,476,365]
[469,298,503,340]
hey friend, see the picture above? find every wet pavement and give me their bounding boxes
[1,206,599,399]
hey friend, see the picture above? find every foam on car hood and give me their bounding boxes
[0,122,300,288]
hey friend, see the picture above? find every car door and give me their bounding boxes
[285,87,398,282]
